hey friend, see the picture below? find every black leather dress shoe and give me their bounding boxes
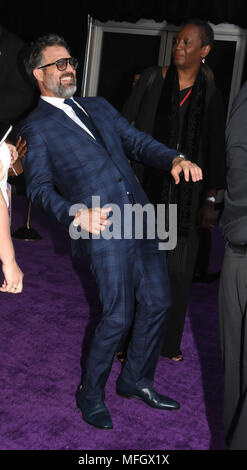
[116,380,180,410]
[76,386,113,429]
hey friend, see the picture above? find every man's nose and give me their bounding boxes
[66,63,75,72]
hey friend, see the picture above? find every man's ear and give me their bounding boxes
[33,68,43,82]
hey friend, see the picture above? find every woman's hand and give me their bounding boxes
[8,137,27,177]
[0,259,24,294]
[15,136,27,160]
[6,142,18,166]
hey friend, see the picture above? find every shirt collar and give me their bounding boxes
[41,95,76,110]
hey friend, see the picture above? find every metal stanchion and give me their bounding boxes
[12,199,42,241]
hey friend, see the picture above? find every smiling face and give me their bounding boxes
[33,45,77,98]
[173,24,211,70]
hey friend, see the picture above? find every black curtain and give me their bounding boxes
[0,1,88,94]
[82,0,247,28]
[0,0,246,94]
[1,1,247,38]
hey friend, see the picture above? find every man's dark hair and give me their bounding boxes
[25,33,71,78]
[182,18,214,48]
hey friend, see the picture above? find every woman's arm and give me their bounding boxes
[0,189,23,293]
[0,161,4,180]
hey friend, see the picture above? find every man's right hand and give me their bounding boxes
[74,207,112,234]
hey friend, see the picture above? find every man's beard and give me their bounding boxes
[49,72,77,98]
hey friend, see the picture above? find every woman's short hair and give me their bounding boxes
[182,19,214,48]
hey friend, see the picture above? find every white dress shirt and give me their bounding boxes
[41,96,96,227]
[41,96,96,139]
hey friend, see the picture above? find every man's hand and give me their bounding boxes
[171,156,203,184]
[74,207,112,234]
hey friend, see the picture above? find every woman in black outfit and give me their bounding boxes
[119,19,226,362]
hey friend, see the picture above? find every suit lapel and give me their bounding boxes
[74,98,114,156]
[38,98,129,176]
[77,99,132,179]
[38,98,103,148]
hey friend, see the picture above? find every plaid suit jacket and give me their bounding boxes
[18,96,178,256]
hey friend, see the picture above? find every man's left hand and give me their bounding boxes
[171,156,203,184]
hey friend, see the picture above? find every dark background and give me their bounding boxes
[1,0,247,95]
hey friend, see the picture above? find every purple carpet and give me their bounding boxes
[0,194,226,450]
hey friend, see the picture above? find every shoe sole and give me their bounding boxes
[77,402,113,429]
[117,391,180,410]
[83,416,113,430]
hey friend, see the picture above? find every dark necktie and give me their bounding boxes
[64,98,104,145]
[65,99,133,195]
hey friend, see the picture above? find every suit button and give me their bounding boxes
[117,177,123,182]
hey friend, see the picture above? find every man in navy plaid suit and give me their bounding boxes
[19,34,202,429]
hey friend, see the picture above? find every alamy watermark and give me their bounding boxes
[69,196,177,250]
